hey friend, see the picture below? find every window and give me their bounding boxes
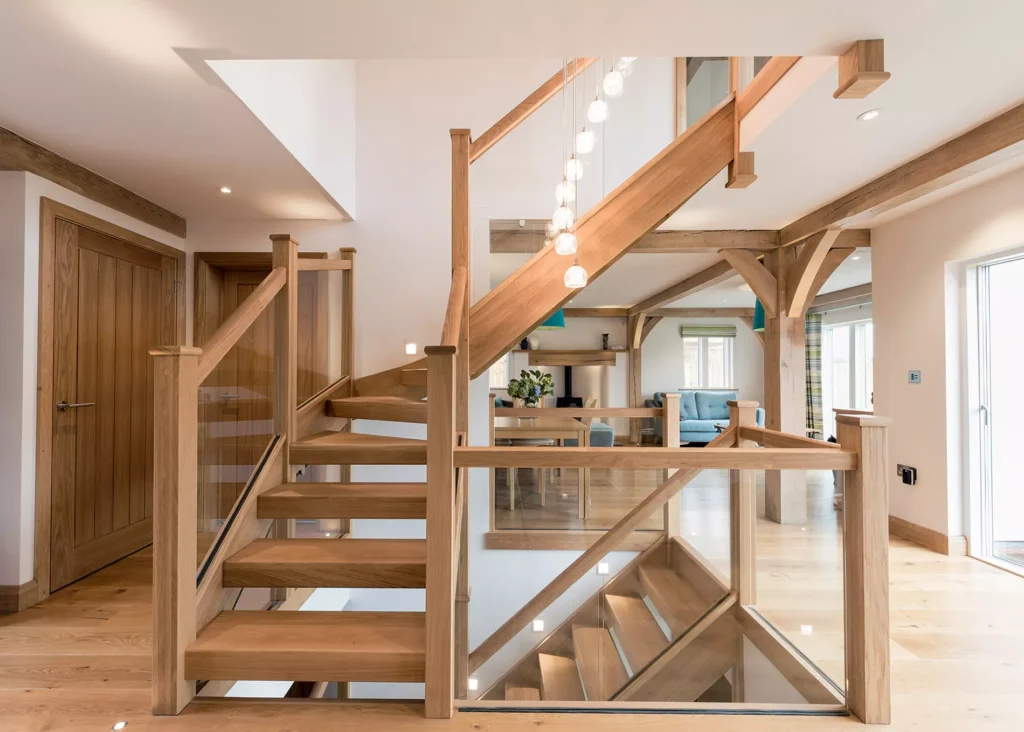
[823,319,873,435]
[489,351,510,389]
[680,326,735,388]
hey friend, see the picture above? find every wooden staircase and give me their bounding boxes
[486,538,730,703]
[182,388,435,691]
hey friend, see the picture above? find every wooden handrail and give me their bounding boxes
[295,258,352,271]
[495,406,662,419]
[440,265,468,348]
[455,445,856,471]
[197,266,286,383]
[469,58,597,163]
[740,425,841,450]
[468,426,736,673]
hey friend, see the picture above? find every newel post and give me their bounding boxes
[728,400,759,605]
[662,393,681,538]
[151,346,201,714]
[425,345,456,719]
[837,414,892,724]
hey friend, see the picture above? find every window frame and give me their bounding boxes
[681,335,735,389]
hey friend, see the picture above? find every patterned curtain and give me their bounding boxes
[805,313,824,439]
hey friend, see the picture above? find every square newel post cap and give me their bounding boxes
[836,414,893,428]
[450,128,471,138]
[269,234,300,247]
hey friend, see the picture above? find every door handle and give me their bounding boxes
[57,400,95,412]
[980,404,990,426]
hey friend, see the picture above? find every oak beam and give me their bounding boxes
[470,58,597,163]
[718,249,777,317]
[834,40,890,100]
[780,102,1024,245]
[563,307,630,318]
[786,229,841,317]
[630,259,736,316]
[0,125,186,237]
[809,283,872,314]
[489,224,780,254]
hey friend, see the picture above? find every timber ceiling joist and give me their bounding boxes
[0,125,186,238]
[491,221,779,254]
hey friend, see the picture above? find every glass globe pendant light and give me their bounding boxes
[587,94,609,124]
[565,155,584,181]
[545,219,560,238]
[555,179,576,204]
[564,261,588,289]
[552,205,574,231]
[603,62,624,98]
[616,56,635,77]
[575,126,596,155]
[554,230,577,256]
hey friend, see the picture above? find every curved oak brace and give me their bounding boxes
[718,249,777,317]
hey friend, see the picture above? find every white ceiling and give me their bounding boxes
[1,0,1022,233]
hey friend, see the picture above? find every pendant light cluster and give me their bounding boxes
[548,57,636,289]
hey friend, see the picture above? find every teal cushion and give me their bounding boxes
[494,396,504,407]
[679,391,699,420]
[695,391,736,420]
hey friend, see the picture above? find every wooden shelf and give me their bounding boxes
[526,350,618,367]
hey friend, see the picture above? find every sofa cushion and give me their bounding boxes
[695,391,736,420]
[679,419,722,433]
[679,391,699,420]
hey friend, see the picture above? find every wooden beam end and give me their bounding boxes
[835,40,890,99]
[726,152,757,189]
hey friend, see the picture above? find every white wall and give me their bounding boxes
[642,317,764,405]
[873,166,1024,537]
[0,171,186,587]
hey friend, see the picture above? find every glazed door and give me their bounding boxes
[50,219,178,590]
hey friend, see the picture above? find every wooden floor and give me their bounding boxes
[3,473,1024,731]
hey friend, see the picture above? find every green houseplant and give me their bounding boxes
[507,369,554,407]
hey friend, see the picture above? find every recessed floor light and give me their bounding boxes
[857,109,881,122]
[468,678,479,692]
[219,186,232,194]
[852,255,862,260]
[533,619,545,632]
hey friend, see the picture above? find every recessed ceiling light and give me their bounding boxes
[857,109,881,122]
[219,186,232,194]
[112,723,128,731]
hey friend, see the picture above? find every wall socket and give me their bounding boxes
[908,370,922,384]
[897,464,917,485]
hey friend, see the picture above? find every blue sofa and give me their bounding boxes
[645,390,765,445]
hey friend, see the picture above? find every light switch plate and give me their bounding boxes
[908,370,922,384]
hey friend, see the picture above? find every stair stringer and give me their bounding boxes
[476,536,667,700]
[468,96,736,377]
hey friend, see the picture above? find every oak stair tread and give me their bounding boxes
[258,482,427,519]
[571,626,629,701]
[223,538,426,588]
[290,430,427,465]
[185,611,425,682]
[401,368,427,387]
[638,565,709,637]
[504,685,541,701]
[328,396,427,424]
[603,593,669,673]
[537,653,585,702]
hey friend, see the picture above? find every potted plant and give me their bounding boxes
[507,369,554,409]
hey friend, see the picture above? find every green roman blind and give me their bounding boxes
[680,325,737,338]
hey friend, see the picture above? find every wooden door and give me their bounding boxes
[50,219,178,590]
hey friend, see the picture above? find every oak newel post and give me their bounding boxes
[662,393,681,538]
[150,346,201,714]
[837,414,892,724]
[425,345,456,719]
[729,400,759,605]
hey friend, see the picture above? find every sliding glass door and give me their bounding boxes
[977,256,1024,569]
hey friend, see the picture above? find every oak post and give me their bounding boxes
[662,393,681,539]
[425,346,456,718]
[837,415,892,724]
[729,400,759,605]
[151,346,201,714]
[450,128,471,701]
[339,247,356,397]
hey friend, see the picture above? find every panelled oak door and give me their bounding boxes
[50,218,178,590]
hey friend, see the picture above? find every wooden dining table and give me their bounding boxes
[493,415,590,518]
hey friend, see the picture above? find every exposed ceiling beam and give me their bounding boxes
[780,102,1024,246]
[629,259,736,315]
[563,306,756,319]
[808,283,872,314]
[0,125,186,238]
[490,222,779,254]
[786,229,842,316]
[469,57,597,163]
[562,307,630,318]
[718,249,778,317]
